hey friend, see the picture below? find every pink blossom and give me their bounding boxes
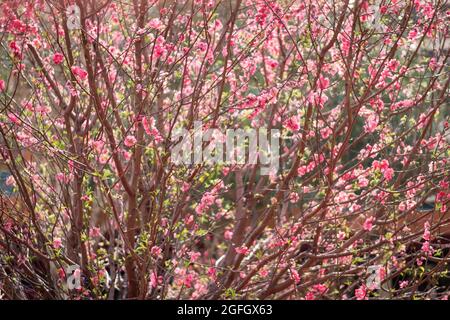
[337,231,346,240]
[312,284,328,295]
[224,230,233,240]
[363,216,375,231]
[57,268,66,280]
[150,271,162,288]
[372,159,394,181]
[358,176,369,188]
[421,241,432,255]
[184,214,194,225]
[383,167,394,181]
[4,219,13,232]
[305,291,315,300]
[53,238,62,249]
[150,246,162,257]
[370,97,384,111]
[284,116,300,132]
[259,269,269,278]
[9,19,27,33]
[289,192,299,203]
[52,53,64,65]
[182,182,190,192]
[89,227,101,238]
[355,285,368,300]
[318,75,330,90]
[290,269,301,284]
[124,135,137,147]
[148,18,162,29]
[0,79,5,91]
[183,273,194,288]
[99,153,110,164]
[297,166,307,176]
[197,41,208,52]
[408,28,418,40]
[56,172,72,183]
[142,117,162,143]
[398,202,407,211]
[429,57,437,71]
[235,246,250,255]
[320,127,332,139]
[423,221,431,241]
[267,58,278,69]
[71,66,88,80]
[188,251,201,262]
[364,114,379,133]
[388,59,400,72]
[195,190,219,215]
[207,267,217,280]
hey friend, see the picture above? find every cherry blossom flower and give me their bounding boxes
[52,53,64,65]
[235,246,250,255]
[284,116,300,132]
[289,192,300,203]
[290,269,301,284]
[355,285,368,300]
[318,75,330,90]
[124,135,137,147]
[148,18,162,29]
[53,238,62,249]
[89,227,101,238]
[71,66,88,80]
[363,216,375,231]
[320,127,332,139]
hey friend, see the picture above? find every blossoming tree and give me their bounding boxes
[0,0,449,300]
